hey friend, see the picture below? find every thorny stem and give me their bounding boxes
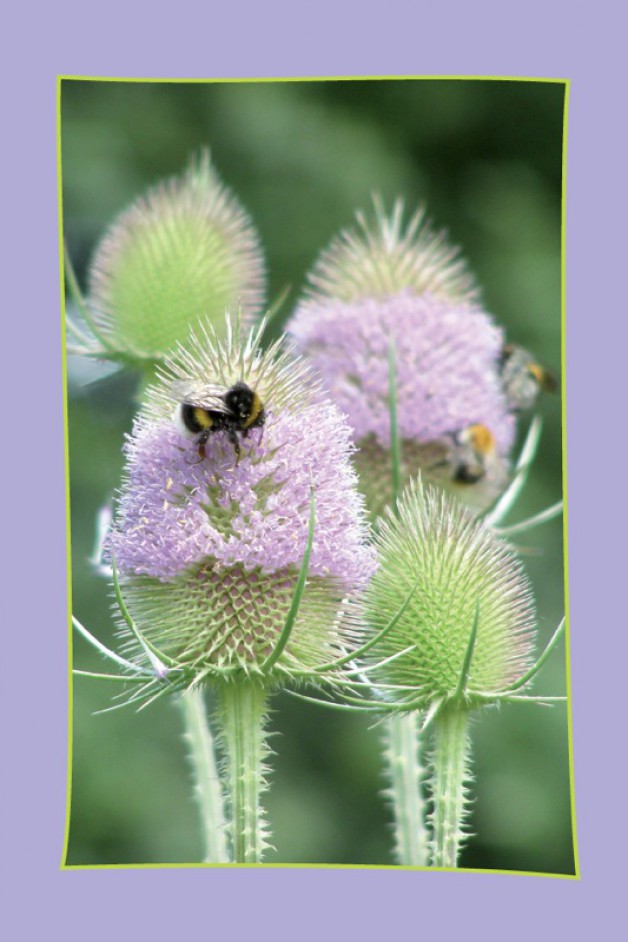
[179,687,230,863]
[217,680,270,863]
[385,713,430,866]
[430,705,471,868]
[382,338,430,866]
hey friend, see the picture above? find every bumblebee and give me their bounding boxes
[500,343,558,412]
[174,380,265,463]
[449,423,496,484]
[424,423,497,485]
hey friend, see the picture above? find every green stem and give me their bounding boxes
[430,705,471,868]
[384,713,430,866]
[217,681,270,863]
[179,687,230,864]
[383,343,430,866]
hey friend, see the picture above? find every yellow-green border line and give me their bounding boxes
[58,74,577,879]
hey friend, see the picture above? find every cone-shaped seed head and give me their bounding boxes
[108,318,375,682]
[88,152,266,362]
[361,478,536,708]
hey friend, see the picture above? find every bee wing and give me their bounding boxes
[170,380,230,413]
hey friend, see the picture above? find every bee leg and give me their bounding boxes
[228,429,241,466]
[188,428,210,464]
[197,429,210,460]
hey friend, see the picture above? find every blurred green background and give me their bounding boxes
[61,77,573,873]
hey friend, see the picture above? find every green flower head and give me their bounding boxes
[360,476,537,713]
[68,151,266,367]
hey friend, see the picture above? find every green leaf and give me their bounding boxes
[111,557,180,673]
[453,601,480,701]
[388,337,402,515]
[502,617,566,692]
[260,487,316,672]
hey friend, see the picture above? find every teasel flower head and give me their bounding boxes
[66,151,266,370]
[99,317,376,697]
[288,286,515,518]
[358,477,537,715]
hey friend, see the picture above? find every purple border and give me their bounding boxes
[4,1,625,937]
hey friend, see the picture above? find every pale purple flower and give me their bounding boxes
[107,319,376,678]
[112,399,373,589]
[288,289,515,515]
[290,290,514,451]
